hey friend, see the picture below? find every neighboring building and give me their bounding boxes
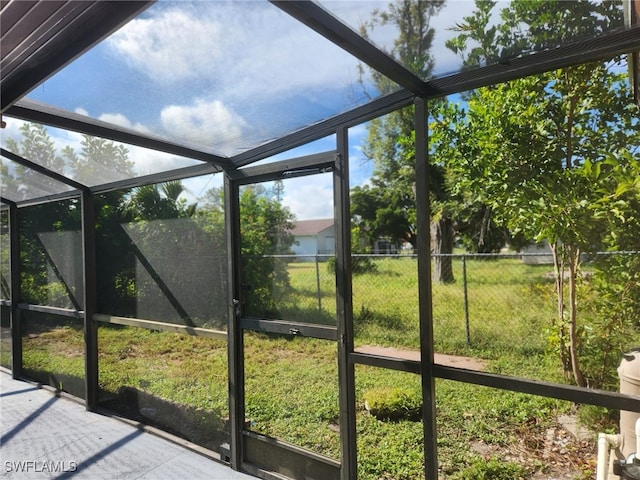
[372,238,400,254]
[290,219,335,259]
[521,241,554,264]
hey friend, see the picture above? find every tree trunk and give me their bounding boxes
[567,245,585,387]
[431,217,454,284]
[550,242,571,379]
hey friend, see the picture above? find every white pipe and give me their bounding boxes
[636,417,640,462]
[597,433,621,480]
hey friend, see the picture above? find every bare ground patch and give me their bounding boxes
[356,345,487,370]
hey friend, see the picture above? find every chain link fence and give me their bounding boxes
[282,252,639,353]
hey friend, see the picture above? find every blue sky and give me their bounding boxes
[3,0,478,219]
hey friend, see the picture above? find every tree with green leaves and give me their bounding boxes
[125,180,196,221]
[201,184,296,318]
[446,0,622,70]
[119,180,223,326]
[62,134,133,186]
[61,135,138,315]
[5,123,66,199]
[358,0,461,282]
[580,151,640,389]
[444,0,637,386]
[4,124,81,306]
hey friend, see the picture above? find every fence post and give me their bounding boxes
[316,254,322,313]
[463,254,470,346]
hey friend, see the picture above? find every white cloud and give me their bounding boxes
[102,2,412,153]
[160,99,247,147]
[98,113,151,135]
[108,2,364,101]
[108,7,227,84]
[106,0,480,98]
[283,176,334,221]
[1,118,27,146]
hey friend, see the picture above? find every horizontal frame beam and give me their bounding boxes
[350,350,640,412]
[0,197,17,207]
[232,89,414,167]
[240,317,337,341]
[229,151,337,185]
[3,160,220,208]
[2,147,88,191]
[13,305,228,341]
[2,190,81,209]
[427,25,640,98]
[6,99,230,168]
[94,313,228,341]
[435,365,640,412]
[17,303,84,318]
[87,162,221,195]
[350,352,421,374]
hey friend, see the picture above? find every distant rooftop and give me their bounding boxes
[291,219,334,236]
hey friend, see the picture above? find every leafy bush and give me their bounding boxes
[578,254,640,390]
[457,457,526,480]
[578,404,618,434]
[363,386,421,421]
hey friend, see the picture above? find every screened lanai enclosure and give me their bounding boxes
[1,1,640,479]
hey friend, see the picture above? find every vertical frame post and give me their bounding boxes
[9,203,22,379]
[225,174,245,470]
[315,254,322,313]
[335,127,357,479]
[81,191,98,410]
[463,254,470,346]
[415,97,438,478]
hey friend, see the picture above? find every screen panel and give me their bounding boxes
[98,324,230,453]
[95,177,228,330]
[239,173,336,327]
[243,332,340,462]
[21,310,85,398]
[19,199,83,309]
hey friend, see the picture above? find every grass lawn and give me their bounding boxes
[17,256,630,479]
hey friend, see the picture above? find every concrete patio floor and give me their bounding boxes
[0,371,255,479]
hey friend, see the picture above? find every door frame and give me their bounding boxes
[225,140,356,480]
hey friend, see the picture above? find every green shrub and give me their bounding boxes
[363,386,421,421]
[457,457,526,480]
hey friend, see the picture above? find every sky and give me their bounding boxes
[2,0,479,220]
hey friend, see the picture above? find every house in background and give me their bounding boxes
[290,219,404,258]
[521,241,554,265]
[290,219,335,259]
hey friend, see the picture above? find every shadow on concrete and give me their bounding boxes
[0,386,40,397]
[53,429,144,480]
[1,393,59,445]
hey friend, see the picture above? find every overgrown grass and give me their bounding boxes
[21,318,86,397]
[18,256,623,479]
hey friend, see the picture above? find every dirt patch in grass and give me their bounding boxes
[479,419,596,479]
[356,345,487,370]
